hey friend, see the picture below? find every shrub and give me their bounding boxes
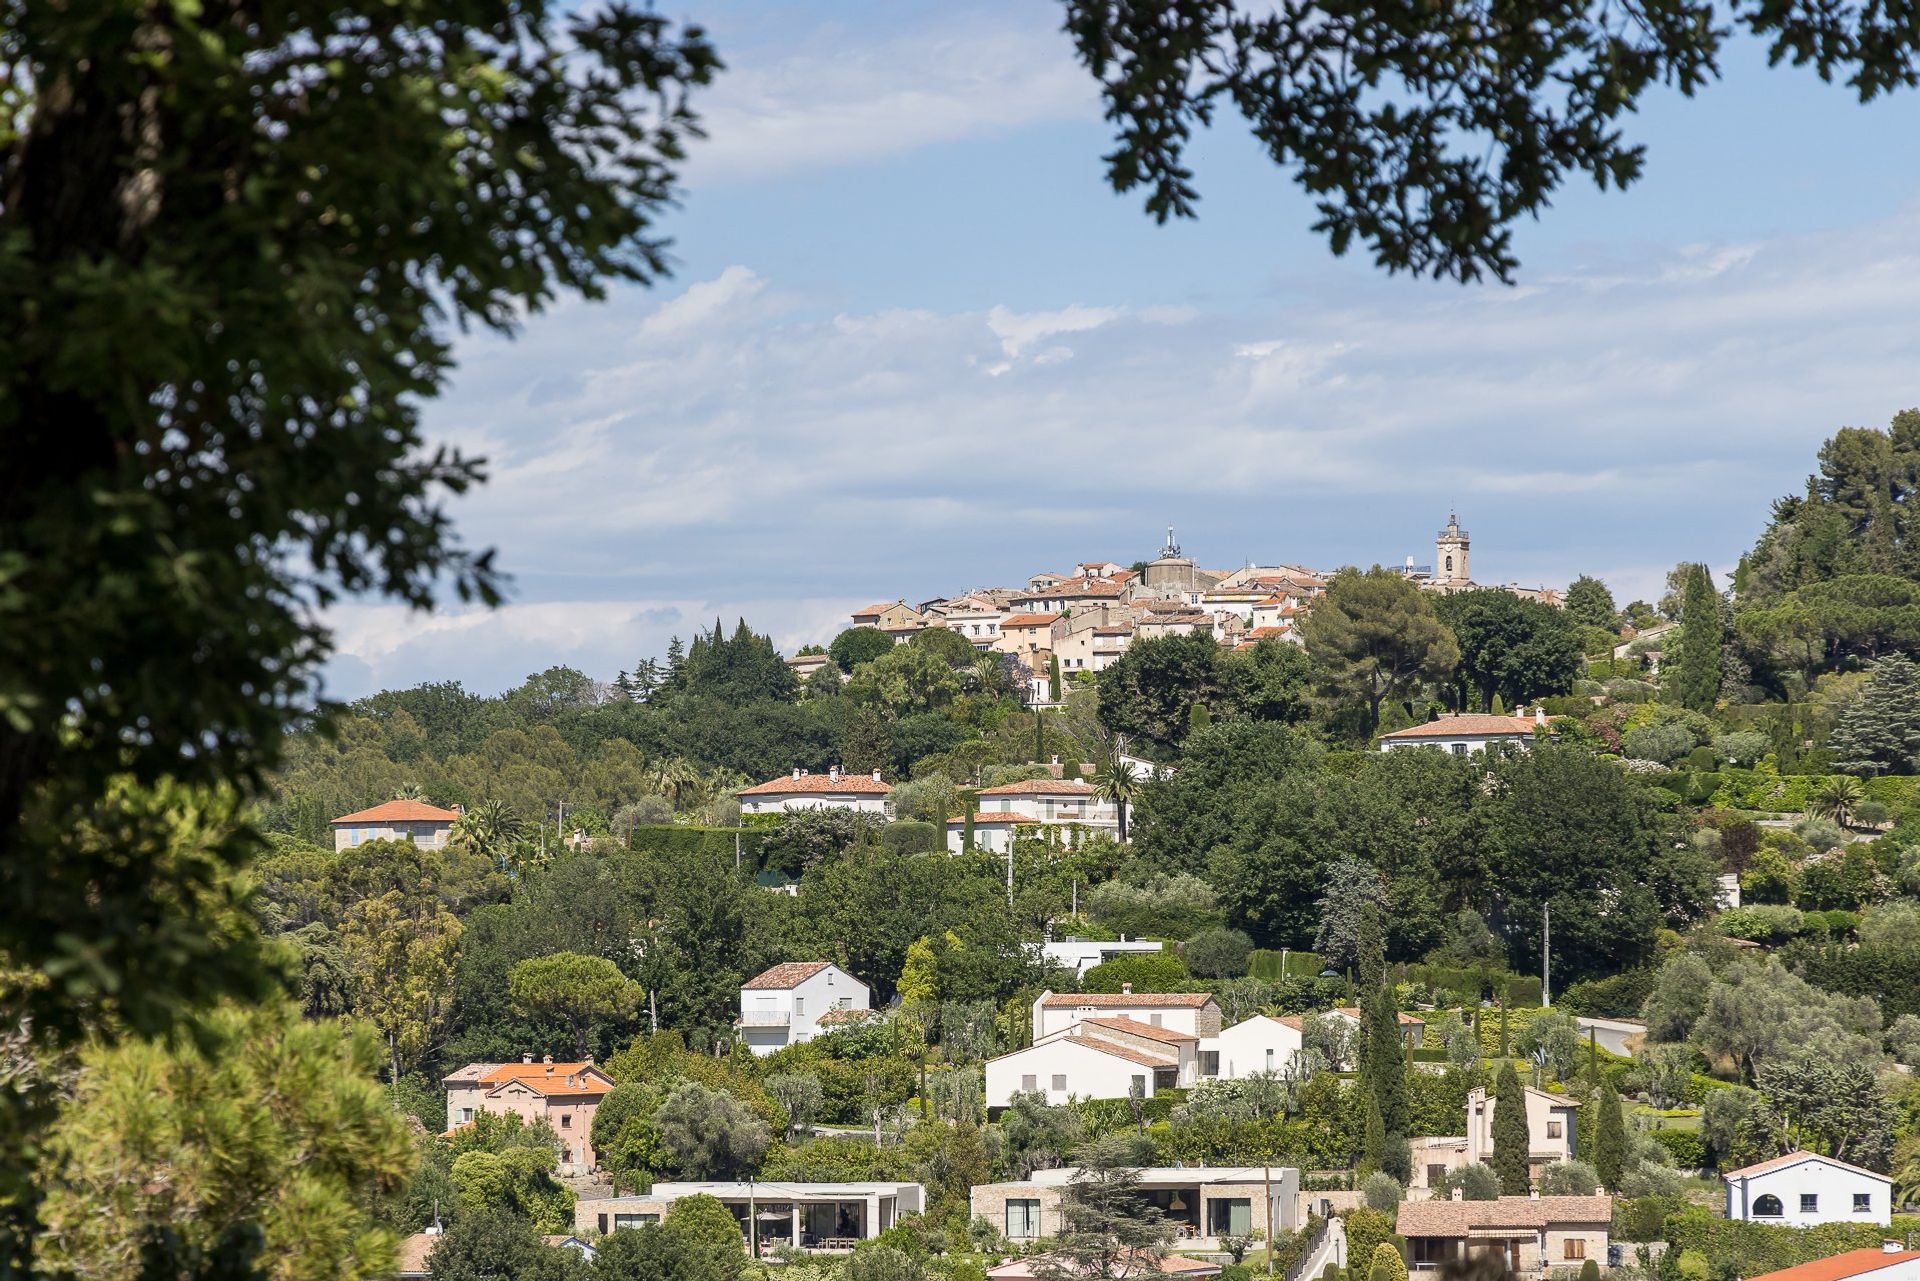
[1715,905,1804,945]
[1712,732,1770,767]
[1645,1128,1706,1170]
[1433,1163,1501,1201]
[882,820,942,856]
[1184,927,1255,978]
[1081,952,1195,992]
[1624,724,1695,763]
[1558,968,1656,1019]
[1361,1172,1404,1211]
[1538,1161,1599,1195]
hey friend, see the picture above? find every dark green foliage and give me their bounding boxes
[1591,1080,1627,1190]
[1183,927,1254,978]
[1565,577,1618,631]
[593,1221,742,1281]
[1082,952,1197,992]
[1434,590,1583,711]
[1830,654,1920,775]
[831,628,897,674]
[429,1212,578,1281]
[1644,1128,1705,1170]
[1299,569,1459,730]
[1670,565,1725,712]
[881,821,942,856]
[1491,1062,1532,1195]
[1664,1207,1890,1279]
[1557,969,1656,1020]
[1096,632,1314,756]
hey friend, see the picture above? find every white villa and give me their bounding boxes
[1039,938,1164,978]
[736,768,891,816]
[1724,1152,1893,1228]
[736,962,871,1056]
[1377,710,1546,754]
[985,989,1223,1108]
[1466,1084,1579,1173]
[945,778,1118,853]
[1202,1014,1306,1081]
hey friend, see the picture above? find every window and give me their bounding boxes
[458,1107,474,1124]
[1200,1051,1219,1076]
[1854,1194,1871,1213]
[1265,1049,1276,1070]
[612,1214,657,1230]
[1051,1074,1067,1092]
[1021,1074,1037,1092]
[1753,1195,1784,1218]
[1207,1198,1253,1238]
[1131,1074,1147,1096]
[1006,1199,1042,1240]
[1427,1165,1448,1187]
[1149,1013,1164,1027]
[1450,743,1468,755]
[560,1114,571,1129]
[1800,1195,1819,1214]
[1564,1240,1586,1260]
[1546,1121,1563,1139]
[794,997,805,1016]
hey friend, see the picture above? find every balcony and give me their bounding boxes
[737,1010,792,1028]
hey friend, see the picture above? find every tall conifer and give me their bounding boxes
[1491,1060,1533,1195]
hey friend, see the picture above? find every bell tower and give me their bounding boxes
[1435,513,1470,588]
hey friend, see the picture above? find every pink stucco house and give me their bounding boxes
[442,1056,615,1174]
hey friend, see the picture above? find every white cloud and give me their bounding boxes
[367,205,1920,695]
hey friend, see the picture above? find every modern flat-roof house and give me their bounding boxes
[972,1166,1299,1252]
[1725,1152,1894,1228]
[330,799,461,852]
[1377,711,1545,755]
[1396,1195,1612,1276]
[1466,1084,1578,1176]
[736,961,870,1056]
[578,1182,924,1253]
[441,1056,615,1174]
[1749,1247,1920,1281]
[1039,938,1164,978]
[736,768,890,816]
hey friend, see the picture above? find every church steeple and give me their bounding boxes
[1435,512,1470,588]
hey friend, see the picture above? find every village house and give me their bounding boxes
[1330,1006,1427,1047]
[736,961,871,1056]
[441,1056,615,1174]
[1465,1084,1579,1174]
[1724,1152,1894,1228]
[1396,1194,1612,1276]
[330,799,460,852]
[985,1017,1201,1107]
[1031,988,1223,1040]
[1377,710,1546,755]
[578,1182,924,1253]
[941,778,1117,853]
[848,599,926,635]
[784,652,832,682]
[736,767,890,816]
[1007,577,1131,615]
[928,597,1006,648]
[994,613,1065,659]
[972,1166,1299,1252]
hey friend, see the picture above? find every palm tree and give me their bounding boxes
[1811,774,1866,828]
[393,782,429,802]
[453,798,525,870]
[658,757,700,813]
[1093,755,1140,842]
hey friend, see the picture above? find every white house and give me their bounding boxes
[330,799,460,852]
[1031,989,1222,1040]
[736,768,891,816]
[946,779,1119,853]
[1202,1014,1306,1081]
[578,1181,924,1250]
[986,1017,1201,1108]
[1377,711,1545,755]
[1750,1248,1920,1281]
[1330,1006,1427,1048]
[1466,1084,1578,1173]
[1724,1152,1893,1228]
[736,962,871,1056]
[1039,938,1164,978]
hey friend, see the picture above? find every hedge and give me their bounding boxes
[629,823,771,865]
[1707,760,1920,815]
[1398,963,1542,1007]
[1644,1128,1706,1170]
[1250,949,1326,981]
[1664,1207,1890,1275]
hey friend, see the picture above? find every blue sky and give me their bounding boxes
[322,1,1920,698]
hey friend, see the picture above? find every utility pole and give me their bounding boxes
[1006,843,1014,903]
[1264,1163,1275,1278]
[1542,901,1552,1007]
[747,1177,758,1259]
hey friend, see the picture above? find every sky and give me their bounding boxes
[322,1,1920,699]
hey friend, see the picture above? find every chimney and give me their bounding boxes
[830,765,840,781]
[1884,1242,1903,1255]
[522,1053,534,1064]
[872,769,882,782]
[1529,1190,1539,1200]
[1451,1187,1464,1202]
[542,1054,553,1069]
[1121,982,1133,995]
[584,1055,594,1066]
[1534,705,1547,725]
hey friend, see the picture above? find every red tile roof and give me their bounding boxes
[945,812,1022,826]
[1749,1250,1920,1281]
[737,771,889,796]
[743,961,836,990]
[977,779,1098,796]
[480,1061,614,1097]
[1080,1016,1198,1045]
[1057,1034,1177,1068]
[1333,1006,1427,1026]
[1396,1195,1613,1236]
[1000,614,1063,628]
[332,799,461,825]
[1377,713,1541,741]
[852,601,904,617]
[1039,992,1215,1008]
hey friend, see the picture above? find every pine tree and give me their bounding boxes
[1830,653,1920,775]
[1592,1079,1627,1192]
[1669,564,1724,711]
[1491,1060,1533,1195]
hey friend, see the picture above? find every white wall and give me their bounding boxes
[986,1039,1161,1108]
[1727,1159,1892,1227]
[1206,1016,1305,1080]
[739,791,888,816]
[1039,940,1164,978]
[739,964,869,1057]
[1032,995,1215,1039]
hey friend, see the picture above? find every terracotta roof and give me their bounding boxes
[977,779,1098,797]
[332,799,461,825]
[852,601,904,617]
[481,1061,614,1097]
[945,812,1021,826]
[743,961,836,990]
[1723,1150,1891,1182]
[1039,992,1215,1008]
[1333,1006,1427,1026]
[815,1007,880,1027]
[1080,1016,1198,1045]
[1749,1250,1920,1281]
[1001,613,1063,628]
[1396,1195,1613,1237]
[1378,714,1540,741]
[1058,1034,1178,1068]
[737,771,889,796]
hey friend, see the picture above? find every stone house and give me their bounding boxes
[1396,1194,1612,1276]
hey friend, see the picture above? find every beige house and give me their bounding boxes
[442,1056,615,1174]
[995,613,1064,659]
[1397,1195,1611,1276]
[1466,1084,1579,1174]
[849,600,926,634]
[972,1166,1299,1251]
[330,799,460,852]
[1377,711,1545,755]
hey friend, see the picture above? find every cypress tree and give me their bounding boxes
[1367,987,1409,1135]
[1491,1060,1533,1195]
[1360,1091,1386,1177]
[1592,1078,1627,1192]
[1670,563,1723,712]
[1356,902,1386,999]
[1033,708,1044,761]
